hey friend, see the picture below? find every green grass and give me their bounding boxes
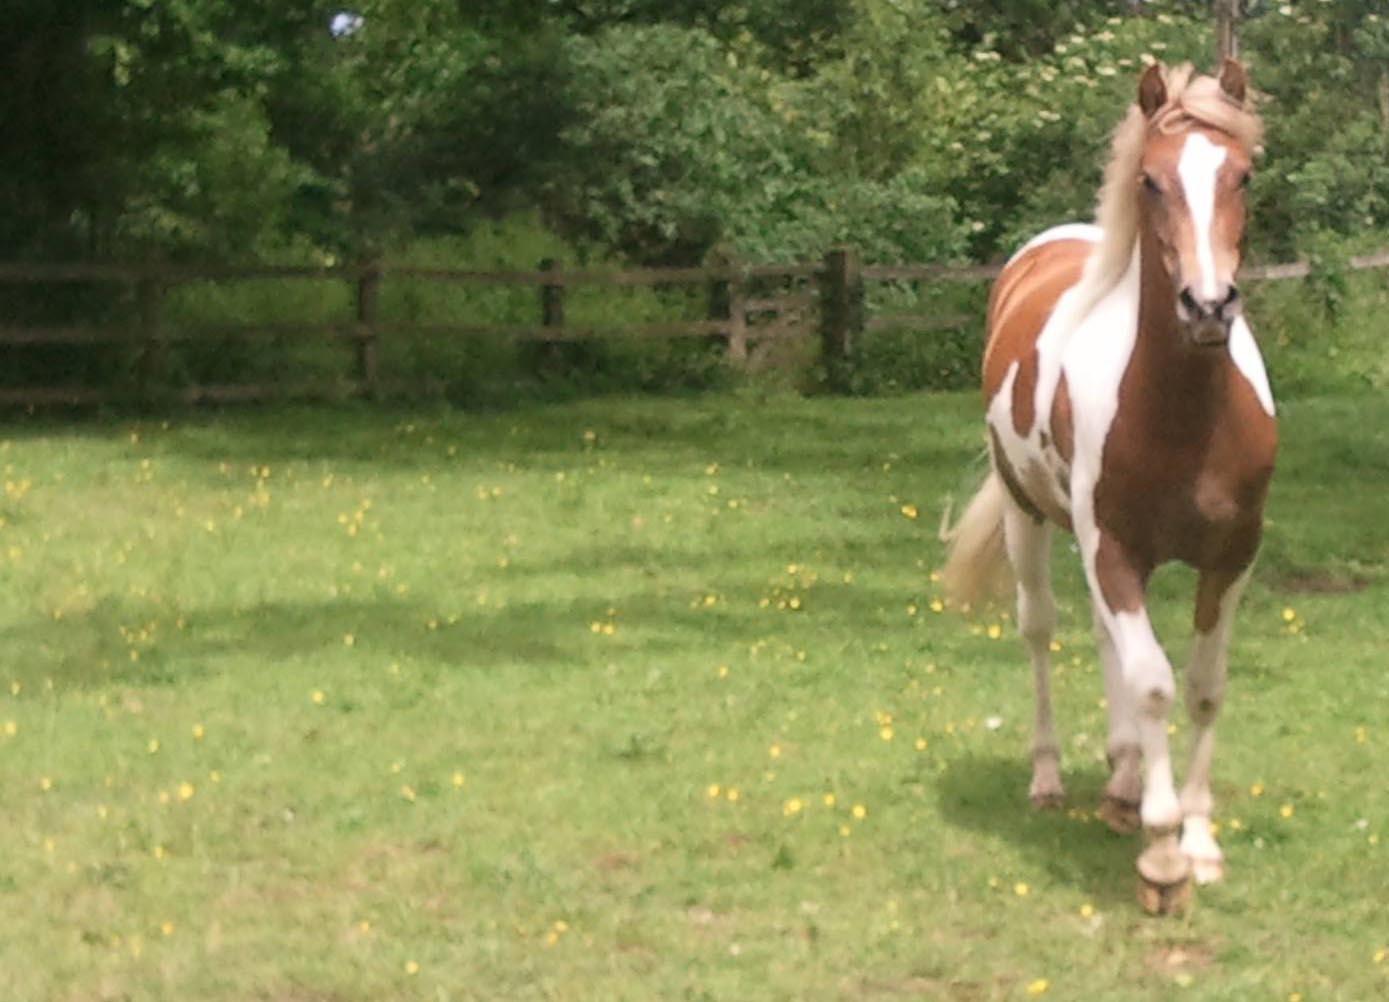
[1,390,1387,1001]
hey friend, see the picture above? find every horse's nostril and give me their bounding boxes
[1178,287,1200,315]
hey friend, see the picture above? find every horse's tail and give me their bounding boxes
[939,471,1012,607]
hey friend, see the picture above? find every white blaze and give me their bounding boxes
[1176,133,1228,301]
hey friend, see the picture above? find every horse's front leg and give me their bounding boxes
[1178,567,1251,885]
[1086,536,1191,913]
[1093,601,1143,834]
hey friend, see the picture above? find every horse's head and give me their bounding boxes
[1134,60,1254,348]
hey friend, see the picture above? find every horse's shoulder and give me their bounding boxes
[983,229,1095,402]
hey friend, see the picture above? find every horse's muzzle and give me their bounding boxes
[1178,284,1240,347]
[1187,319,1232,348]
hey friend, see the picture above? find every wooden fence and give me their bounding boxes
[2,246,1388,406]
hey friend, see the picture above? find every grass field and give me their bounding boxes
[1,389,1387,1001]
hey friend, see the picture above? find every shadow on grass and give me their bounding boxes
[2,594,589,692]
[3,580,822,693]
[935,752,1140,908]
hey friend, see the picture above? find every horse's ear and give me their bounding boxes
[1218,58,1248,104]
[1138,62,1167,117]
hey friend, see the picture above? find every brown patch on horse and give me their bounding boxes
[1051,374,1074,464]
[1094,532,1148,615]
[1092,220,1275,617]
[982,239,1091,409]
[989,426,1045,524]
[1193,568,1244,634]
[1011,350,1038,435]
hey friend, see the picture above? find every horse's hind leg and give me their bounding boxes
[1003,507,1063,808]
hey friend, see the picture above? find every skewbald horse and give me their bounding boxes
[943,60,1276,913]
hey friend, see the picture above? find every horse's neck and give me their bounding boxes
[1129,228,1229,434]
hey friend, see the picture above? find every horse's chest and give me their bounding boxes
[1093,433,1272,568]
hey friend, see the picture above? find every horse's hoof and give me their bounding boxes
[1030,790,1066,811]
[1137,872,1193,916]
[1180,819,1226,885]
[1136,837,1192,915]
[1098,795,1142,835]
[1188,854,1224,886]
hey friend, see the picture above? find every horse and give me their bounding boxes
[942,60,1276,914]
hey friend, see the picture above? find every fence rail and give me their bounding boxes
[1,244,1387,406]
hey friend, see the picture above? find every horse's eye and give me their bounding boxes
[1238,172,1252,189]
[1141,173,1161,195]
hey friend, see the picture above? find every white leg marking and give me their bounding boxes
[1177,133,1229,302]
[1004,507,1063,806]
[1107,609,1182,833]
[1180,571,1251,884]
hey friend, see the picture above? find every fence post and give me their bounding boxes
[540,257,565,331]
[819,246,863,389]
[355,262,380,397]
[136,275,165,396]
[706,247,748,365]
[1215,0,1239,62]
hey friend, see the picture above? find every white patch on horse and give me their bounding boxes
[986,361,1034,490]
[1007,222,1102,265]
[1228,316,1275,415]
[1176,133,1229,301]
[1062,246,1142,494]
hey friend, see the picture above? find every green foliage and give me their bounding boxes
[5,0,1389,398]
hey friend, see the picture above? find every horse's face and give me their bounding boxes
[1136,62,1253,348]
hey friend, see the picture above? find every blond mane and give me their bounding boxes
[1089,63,1263,294]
